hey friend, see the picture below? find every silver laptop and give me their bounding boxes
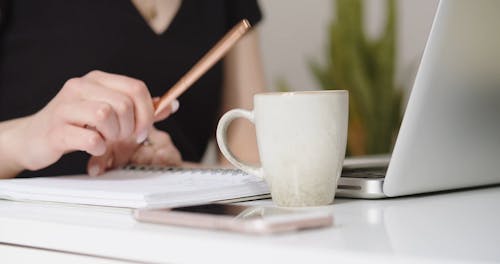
[336,0,500,199]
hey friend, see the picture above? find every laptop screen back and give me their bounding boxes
[384,0,500,196]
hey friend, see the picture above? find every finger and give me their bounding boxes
[146,127,175,148]
[130,145,155,165]
[59,100,120,141]
[53,124,106,156]
[153,99,180,122]
[153,97,171,122]
[151,146,182,166]
[73,78,136,140]
[84,71,154,142]
[87,149,114,177]
[111,140,139,168]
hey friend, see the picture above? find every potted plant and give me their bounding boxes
[308,0,403,155]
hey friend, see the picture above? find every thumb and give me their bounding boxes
[87,150,114,176]
[154,99,180,122]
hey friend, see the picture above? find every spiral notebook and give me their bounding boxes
[0,166,270,208]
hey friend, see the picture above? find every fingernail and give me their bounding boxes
[89,164,100,177]
[106,157,114,169]
[136,129,148,144]
[171,100,180,114]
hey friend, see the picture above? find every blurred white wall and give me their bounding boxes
[258,0,439,96]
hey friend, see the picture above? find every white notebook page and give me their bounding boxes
[0,168,270,208]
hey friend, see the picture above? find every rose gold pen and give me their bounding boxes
[154,19,252,116]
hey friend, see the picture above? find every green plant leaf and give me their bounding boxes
[306,0,403,155]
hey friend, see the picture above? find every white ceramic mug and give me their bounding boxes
[217,91,349,207]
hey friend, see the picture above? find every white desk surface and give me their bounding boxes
[1,186,500,264]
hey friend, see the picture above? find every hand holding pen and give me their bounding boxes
[88,19,252,175]
[1,20,251,177]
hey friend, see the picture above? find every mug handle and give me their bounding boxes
[216,109,264,179]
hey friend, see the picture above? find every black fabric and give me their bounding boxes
[0,0,9,29]
[0,0,262,177]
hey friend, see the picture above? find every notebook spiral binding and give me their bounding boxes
[123,165,246,176]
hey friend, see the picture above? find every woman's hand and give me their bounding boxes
[7,70,157,173]
[86,126,182,176]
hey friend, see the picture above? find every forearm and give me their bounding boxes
[0,117,30,178]
[218,29,267,166]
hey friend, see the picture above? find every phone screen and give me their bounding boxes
[171,204,291,219]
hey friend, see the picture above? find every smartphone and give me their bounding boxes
[133,204,333,235]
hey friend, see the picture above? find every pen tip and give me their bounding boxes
[242,19,251,28]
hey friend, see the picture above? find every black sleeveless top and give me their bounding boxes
[0,0,262,177]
